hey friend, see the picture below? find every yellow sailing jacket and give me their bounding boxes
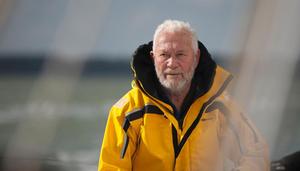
[99,41,269,171]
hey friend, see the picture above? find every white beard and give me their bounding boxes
[155,58,197,95]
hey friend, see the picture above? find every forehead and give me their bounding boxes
[154,31,192,51]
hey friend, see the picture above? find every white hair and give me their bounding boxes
[153,19,198,54]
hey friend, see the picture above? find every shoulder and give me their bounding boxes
[109,86,148,118]
[207,91,244,117]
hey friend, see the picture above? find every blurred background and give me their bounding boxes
[0,0,299,170]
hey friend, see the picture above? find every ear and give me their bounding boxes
[150,51,154,61]
[196,48,200,64]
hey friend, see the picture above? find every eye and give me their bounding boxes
[176,53,185,58]
[159,53,169,58]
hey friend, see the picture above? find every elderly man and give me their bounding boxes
[99,20,269,171]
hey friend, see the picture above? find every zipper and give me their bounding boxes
[135,79,174,115]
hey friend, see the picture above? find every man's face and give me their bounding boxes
[151,31,199,94]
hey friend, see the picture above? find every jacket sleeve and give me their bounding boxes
[98,103,139,171]
[216,92,270,171]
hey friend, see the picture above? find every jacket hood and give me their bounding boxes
[131,41,217,101]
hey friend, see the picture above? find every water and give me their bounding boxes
[0,75,131,170]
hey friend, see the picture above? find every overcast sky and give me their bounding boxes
[0,0,255,58]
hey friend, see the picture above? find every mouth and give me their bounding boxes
[165,73,182,79]
[165,71,181,75]
[166,73,180,75]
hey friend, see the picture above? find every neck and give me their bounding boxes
[165,84,191,111]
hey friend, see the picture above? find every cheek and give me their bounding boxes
[182,60,195,72]
[154,60,166,71]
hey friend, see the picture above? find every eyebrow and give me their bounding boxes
[156,48,186,53]
[176,50,186,53]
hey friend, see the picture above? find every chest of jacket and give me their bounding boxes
[124,90,225,171]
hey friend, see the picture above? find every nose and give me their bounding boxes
[166,56,178,69]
